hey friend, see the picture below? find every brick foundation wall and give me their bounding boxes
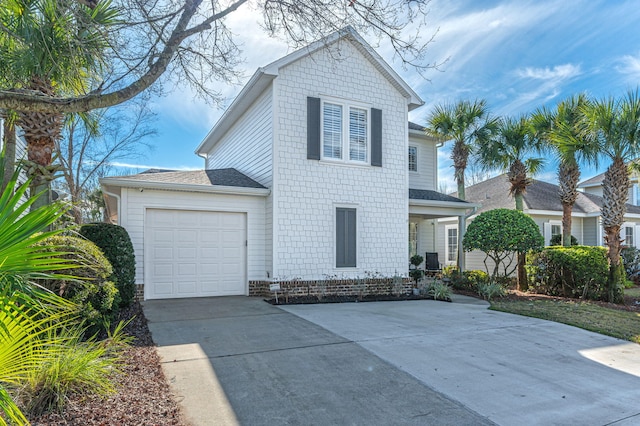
[249,277,413,298]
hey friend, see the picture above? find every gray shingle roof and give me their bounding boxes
[458,174,640,215]
[409,188,469,204]
[408,121,427,131]
[114,168,266,189]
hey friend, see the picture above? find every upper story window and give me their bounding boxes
[321,100,369,163]
[408,146,417,172]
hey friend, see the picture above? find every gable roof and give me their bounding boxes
[196,27,424,155]
[100,168,269,196]
[409,188,469,204]
[458,174,640,216]
[579,169,640,188]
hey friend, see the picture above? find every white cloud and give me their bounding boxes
[616,54,640,80]
[107,161,200,171]
[516,64,582,81]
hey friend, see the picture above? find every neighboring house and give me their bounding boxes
[0,119,28,187]
[101,27,475,300]
[437,174,640,272]
[579,172,640,206]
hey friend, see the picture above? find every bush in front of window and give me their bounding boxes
[526,245,610,300]
[621,247,640,285]
[463,208,544,281]
[549,234,579,246]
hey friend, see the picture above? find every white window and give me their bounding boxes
[322,99,369,163]
[625,225,635,247]
[408,146,417,172]
[445,225,458,264]
[408,222,418,258]
[544,220,562,246]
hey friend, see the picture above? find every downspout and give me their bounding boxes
[102,188,121,225]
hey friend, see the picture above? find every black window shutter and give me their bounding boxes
[371,108,382,167]
[307,97,321,160]
[336,208,357,268]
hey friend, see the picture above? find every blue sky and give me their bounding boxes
[115,0,640,191]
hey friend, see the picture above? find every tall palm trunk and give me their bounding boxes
[18,77,63,210]
[558,161,580,247]
[508,159,529,290]
[452,140,469,200]
[602,157,628,303]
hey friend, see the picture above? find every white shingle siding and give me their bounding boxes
[408,134,437,191]
[205,88,273,188]
[119,188,267,286]
[271,40,409,279]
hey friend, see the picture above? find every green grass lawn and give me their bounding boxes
[625,286,640,298]
[490,298,640,344]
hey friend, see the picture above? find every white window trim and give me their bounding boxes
[333,203,361,271]
[445,224,458,265]
[320,97,371,165]
[544,220,562,246]
[623,222,636,248]
[408,145,418,173]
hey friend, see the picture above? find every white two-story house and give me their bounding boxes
[101,27,474,300]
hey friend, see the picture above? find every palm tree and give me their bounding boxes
[0,0,118,208]
[426,99,498,200]
[477,115,545,290]
[583,90,640,303]
[532,94,598,247]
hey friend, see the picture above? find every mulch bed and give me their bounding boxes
[265,293,450,305]
[455,287,640,312]
[30,303,187,426]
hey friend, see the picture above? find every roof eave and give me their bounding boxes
[409,199,480,209]
[99,177,270,197]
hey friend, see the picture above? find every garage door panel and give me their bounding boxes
[146,209,246,300]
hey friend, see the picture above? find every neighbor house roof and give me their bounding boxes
[459,174,640,216]
[579,169,640,188]
[196,26,424,156]
[100,168,269,196]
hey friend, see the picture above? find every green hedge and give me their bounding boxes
[34,235,119,334]
[527,245,608,300]
[80,223,136,307]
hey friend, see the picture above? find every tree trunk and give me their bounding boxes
[602,157,629,303]
[516,252,527,291]
[514,193,524,211]
[2,119,16,193]
[562,202,572,247]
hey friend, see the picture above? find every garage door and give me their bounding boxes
[145,209,246,299]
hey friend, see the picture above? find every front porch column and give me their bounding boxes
[457,214,466,271]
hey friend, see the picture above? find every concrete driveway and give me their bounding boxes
[143,296,640,426]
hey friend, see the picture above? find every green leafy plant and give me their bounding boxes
[477,282,507,301]
[527,245,609,300]
[34,235,120,335]
[409,254,424,285]
[80,223,136,307]
[424,281,452,301]
[621,247,640,285]
[463,208,544,280]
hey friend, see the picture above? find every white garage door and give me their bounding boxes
[145,209,246,299]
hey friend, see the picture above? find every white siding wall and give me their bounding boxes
[583,217,599,246]
[119,188,267,286]
[272,40,409,279]
[582,186,603,198]
[408,134,437,191]
[205,88,273,188]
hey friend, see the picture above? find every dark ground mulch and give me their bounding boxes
[30,303,187,426]
[454,287,640,312]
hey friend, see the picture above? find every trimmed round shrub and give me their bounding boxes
[526,245,608,300]
[463,209,544,279]
[549,234,579,246]
[34,235,120,334]
[80,223,136,307]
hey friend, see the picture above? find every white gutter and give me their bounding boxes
[102,187,121,225]
[100,178,271,197]
[409,199,481,210]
